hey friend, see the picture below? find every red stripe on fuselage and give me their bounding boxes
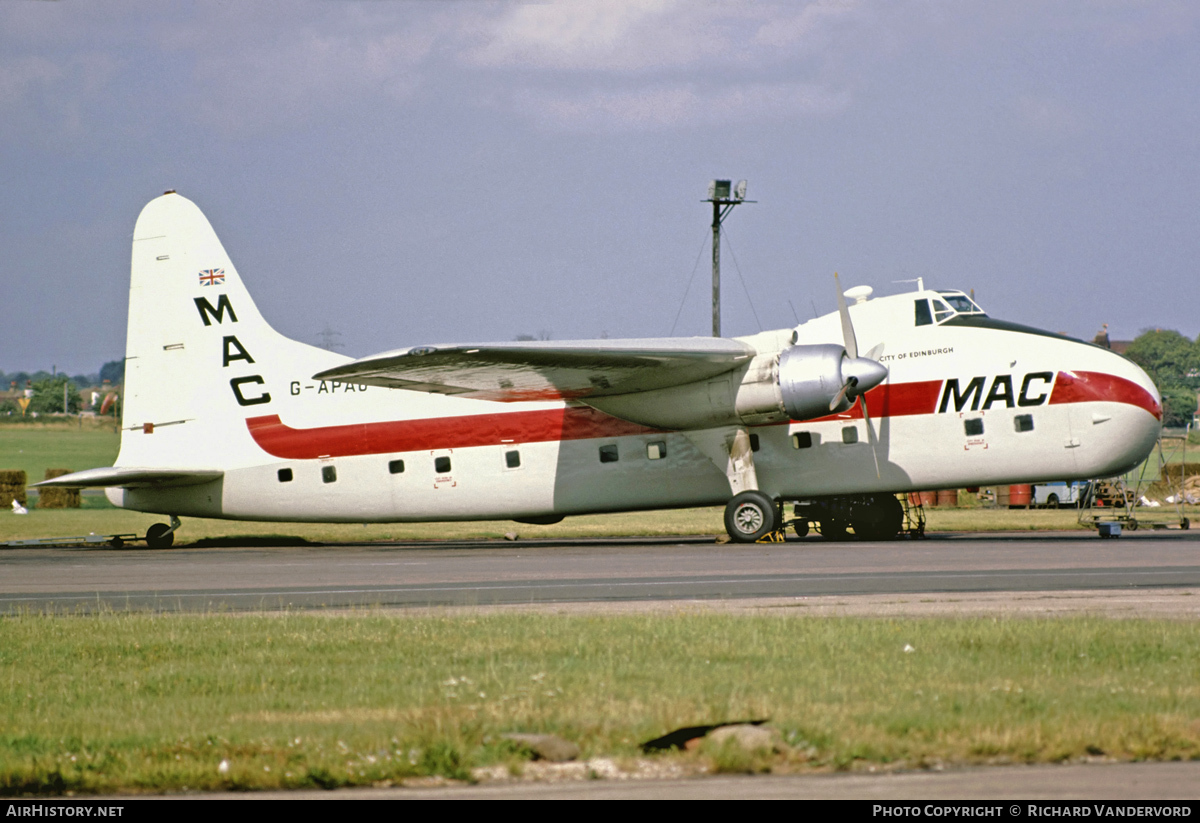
[246,407,662,460]
[246,371,1159,460]
[1049,370,1161,420]
[808,380,944,423]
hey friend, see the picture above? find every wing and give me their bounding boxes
[32,467,224,489]
[313,337,756,401]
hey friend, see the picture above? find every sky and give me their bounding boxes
[3,0,1199,375]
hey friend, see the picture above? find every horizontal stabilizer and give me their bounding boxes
[314,338,756,401]
[32,467,224,489]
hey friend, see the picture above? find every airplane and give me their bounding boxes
[37,192,1163,548]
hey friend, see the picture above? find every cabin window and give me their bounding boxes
[505,450,521,469]
[435,456,452,474]
[647,441,667,460]
[842,426,858,444]
[1014,414,1034,433]
[749,433,760,452]
[915,299,933,326]
[792,432,813,449]
[388,459,405,474]
[599,444,619,463]
[964,418,984,436]
[277,468,293,483]
[322,465,337,484]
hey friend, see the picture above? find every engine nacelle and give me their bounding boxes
[735,343,888,424]
[587,342,888,430]
[779,343,857,420]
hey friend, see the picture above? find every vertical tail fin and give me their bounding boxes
[116,192,345,469]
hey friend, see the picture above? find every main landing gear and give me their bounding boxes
[722,493,906,543]
[144,515,182,549]
[724,490,779,542]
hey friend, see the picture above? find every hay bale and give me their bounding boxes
[1161,463,1200,485]
[0,469,28,508]
[38,468,81,509]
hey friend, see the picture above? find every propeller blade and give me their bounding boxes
[829,376,857,411]
[834,272,858,360]
[860,394,880,478]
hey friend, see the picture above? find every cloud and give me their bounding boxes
[469,0,723,72]
[514,80,849,132]
[176,12,439,136]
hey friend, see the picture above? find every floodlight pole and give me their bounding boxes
[705,180,753,338]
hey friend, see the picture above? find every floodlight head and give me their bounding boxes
[711,179,731,200]
[735,180,747,200]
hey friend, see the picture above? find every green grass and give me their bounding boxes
[0,424,119,488]
[1,613,1197,794]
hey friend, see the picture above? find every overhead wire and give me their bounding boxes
[719,225,763,332]
[668,228,713,336]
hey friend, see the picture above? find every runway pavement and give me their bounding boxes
[2,530,1198,614]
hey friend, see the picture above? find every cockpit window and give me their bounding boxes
[915,299,932,326]
[937,292,986,315]
[932,299,954,323]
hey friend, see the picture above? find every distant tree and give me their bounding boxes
[28,375,83,415]
[1125,330,1199,388]
[1159,384,1197,429]
[1123,329,1200,428]
[99,360,124,384]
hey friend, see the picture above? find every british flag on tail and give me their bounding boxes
[198,268,225,287]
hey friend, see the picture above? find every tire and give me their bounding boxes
[145,522,175,549]
[724,491,778,543]
[819,518,851,541]
[1183,518,1190,531]
[851,495,904,541]
[1046,494,1059,509]
[793,519,810,538]
[1127,519,1138,532]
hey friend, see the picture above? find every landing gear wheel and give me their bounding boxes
[851,495,905,541]
[145,523,175,549]
[1127,519,1138,532]
[724,491,778,543]
[819,518,851,541]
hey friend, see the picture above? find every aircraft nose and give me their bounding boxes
[1064,343,1162,477]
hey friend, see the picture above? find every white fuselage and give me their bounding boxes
[109,289,1161,523]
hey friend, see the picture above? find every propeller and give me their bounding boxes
[831,273,888,477]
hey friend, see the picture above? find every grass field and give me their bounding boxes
[1,613,1197,794]
[0,421,119,489]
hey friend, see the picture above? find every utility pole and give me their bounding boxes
[705,180,753,337]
